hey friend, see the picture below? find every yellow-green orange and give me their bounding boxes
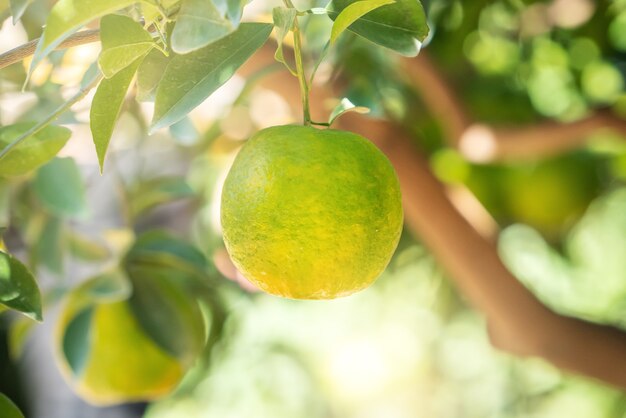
[221,125,403,299]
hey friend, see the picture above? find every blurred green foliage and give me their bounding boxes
[3,0,626,416]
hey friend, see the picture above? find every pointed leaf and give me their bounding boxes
[0,123,71,178]
[67,231,111,262]
[214,0,244,25]
[128,176,195,218]
[0,393,24,418]
[74,271,133,307]
[330,0,395,45]
[99,14,156,78]
[125,230,207,274]
[151,22,273,132]
[171,0,234,54]
[0,182,9,228]
[142,0,180,23]
[9,0,32,23]
[34,158,87,218]
[128,265,205,365]
[0,251,42,321]
[90,60,141,172]
[328,98,370,125]
[136,49,171,102]
[29,0,137,75]
[62,306,93,376]
[35,216,65,274]
[272,7,297,76]
[327,0,428,56]
[9,315,37,360]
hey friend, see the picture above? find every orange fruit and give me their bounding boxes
[220,125,403,299]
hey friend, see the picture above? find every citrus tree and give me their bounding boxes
[0,0,428,413]
[6,1,626,417]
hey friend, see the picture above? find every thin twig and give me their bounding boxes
[0,72,103,161]
[0,29,101,71]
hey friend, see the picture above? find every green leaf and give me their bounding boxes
[73,271,133,308]
[328,97,370,125]
[90,60,141,172]
[0,123,71,178]
[151,22,273,132]
[136,49,171,102]
[29,0,138,75]
[330,0,395,45]
[213,0,244,26]
[0,182,9,228]
[128,176,195,218]
[9,315,37,360]
[35,216,65,274]
[67,231,111,262]
[128,266,206,364]
[0,251,42,321]
[170,116,199,144]
[0,393,25,418]
[171,0,234,54]
[62,306,93,376]
[34,158,87,218]
[9,0,33,23]
[272,7,297,76]
[125,230,207,273]
[327,0,428,56]
[98,14,156,78]
[141,0,180,23]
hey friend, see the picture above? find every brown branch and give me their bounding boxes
[244,44,626,389]
[0,30,101,70]
[401,54,626,162]
[338,114,626,389]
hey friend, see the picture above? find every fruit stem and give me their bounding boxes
[283,0,311,126]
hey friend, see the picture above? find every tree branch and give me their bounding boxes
[401,54,626,162]
[338,114,626,390]
[0,30,101,71]
[243,44,626,389]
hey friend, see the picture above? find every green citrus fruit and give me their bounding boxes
[220,125,403,299]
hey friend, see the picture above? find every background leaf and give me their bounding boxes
[90,61,141,172]
[125,230,207,277]
[30,0,137,74]
[34,216,65,274]
[98,14,156,78]
[62,307,94,376]
[67,231,111,262]
[328,97,370,125]
[128,266,206,365]
[272,7,297,76]
[330,0,395,45]
[213,0,244,26]
[9,0,32,23]
[327,0,428,56]
[0,251,42,321]
[9,315,37,360]
[171,0,234,54]
[34,158,87,218]
[151,22,273,132]
[136,49,171,102]
[0,182,9,228]
[128,176,195,219]
[0,393,25,418]
[0,123,71,178]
